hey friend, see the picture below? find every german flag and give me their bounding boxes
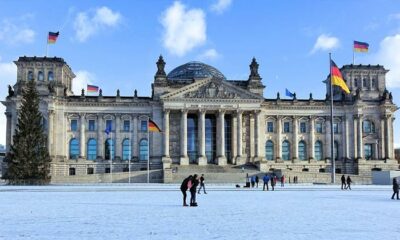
[354,41,369,52]
[148,119,162,132]
[48,31,59,44]
[331,60,350,94]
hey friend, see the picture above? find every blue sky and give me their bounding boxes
[1,0,400,147]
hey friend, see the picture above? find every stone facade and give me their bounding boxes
[2,56,399,183]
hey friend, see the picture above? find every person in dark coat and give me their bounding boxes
[190,174,199,207]
[391,177,399,200]
[270,174,275,191]
[346,176,352,190]
[262,174,270,191]
[341,175,346,190]
[255,175,259,188]
[180,175,193,207]
[281,175,285,187]
[197,174,207,194]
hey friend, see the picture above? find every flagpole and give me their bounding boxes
[352,49,355,65]
[147,118,150,184]
[46,35,48,57]
[329,53,335,184]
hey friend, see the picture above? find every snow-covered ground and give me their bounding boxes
[0,184,398,240]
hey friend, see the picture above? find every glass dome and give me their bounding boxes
[167,61,226,81]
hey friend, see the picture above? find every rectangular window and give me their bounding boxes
[267,122,274,133]
[300,122,306,133]
[69,168,76,176]
[87,168,94,175]
[88,120,95,131]
[71,120,78,131]
[123,120,130,131]
[141,120,148,131]
[106,120,112,131]
[333,123,339,133]
[364,144,373,160]
[283,122,290,133]
[316,122,323,133]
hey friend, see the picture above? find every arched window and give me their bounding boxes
[334,141,339,160]
[315,140,323,160]
[363,120,374,133]
[298,140,307,160]
[87,139,97,160]
[139,139,148,161]
[69,138,79,159]
[28,71,33,81]
[105,138,114,160]
[122,138,131,160]
[265,140,274,160]
[371,79,377,89]
[38,71,44,81]
[48,71,54,81]
[354,78,358,87]
[282,140,291,160]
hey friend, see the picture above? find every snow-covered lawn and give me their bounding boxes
[0,184,398,240]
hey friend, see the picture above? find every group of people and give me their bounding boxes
[340,175,353,190]
[180,174,206,207]
[261,174,285,191]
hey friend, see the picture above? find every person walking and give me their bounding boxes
[391,177,399,200]
[270,174,275,191]
[346,176,352,190]
[251,176,256,188]
[180,175,193,207]
[198,174,207,194]
[190,174,199,207]
[281,175,285,187]
[341,175,346,190]
[262,174,270,191]
[255,175,259,188]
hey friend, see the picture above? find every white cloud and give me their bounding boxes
[161,1,206,56]
[0,19,35,45]
[374,34,400,88]
[72,70,95,95]
[198,48,220,60]
[0,58,17,145]
[210,0,232,14]
[73,6,122,42]
[310,34,340,54]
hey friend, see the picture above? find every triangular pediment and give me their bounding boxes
[161,78,263,101]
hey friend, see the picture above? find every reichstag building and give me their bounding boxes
[2,56,398,182]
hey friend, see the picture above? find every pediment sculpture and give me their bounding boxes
[183,82,239,99]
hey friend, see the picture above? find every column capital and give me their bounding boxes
[180,109,188,114]
[199,108,206,114]
[218,109,226,115]
[163,109,170,114]
[48,110,55,116]
[236,110,244,115]
[79,112,86,118]
[254,110,261,115]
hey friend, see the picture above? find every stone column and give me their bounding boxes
[235,111,245,165]
[217,110,227,165]
[162,110,171,168]
[309,116,315,160]
[380,118,386,159]
[353,116,358,159]
[79,113,86,159]
[5,113,12,152]
[254,110,264,161]
[97,114,104,159]
[249,113,255,162]
[48,110,54,156]
[276,116,282,162]
[115,114,121,160]
[358,116,363,159]
[231,114,237,164]
[197,109,207,165]
[343,116,349,159]
[292,117,298,162]
[132,115,138,160]
[180,110,189,165]
[325,118,331,160]
[386,115,393,159]
[374,142,379,159]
